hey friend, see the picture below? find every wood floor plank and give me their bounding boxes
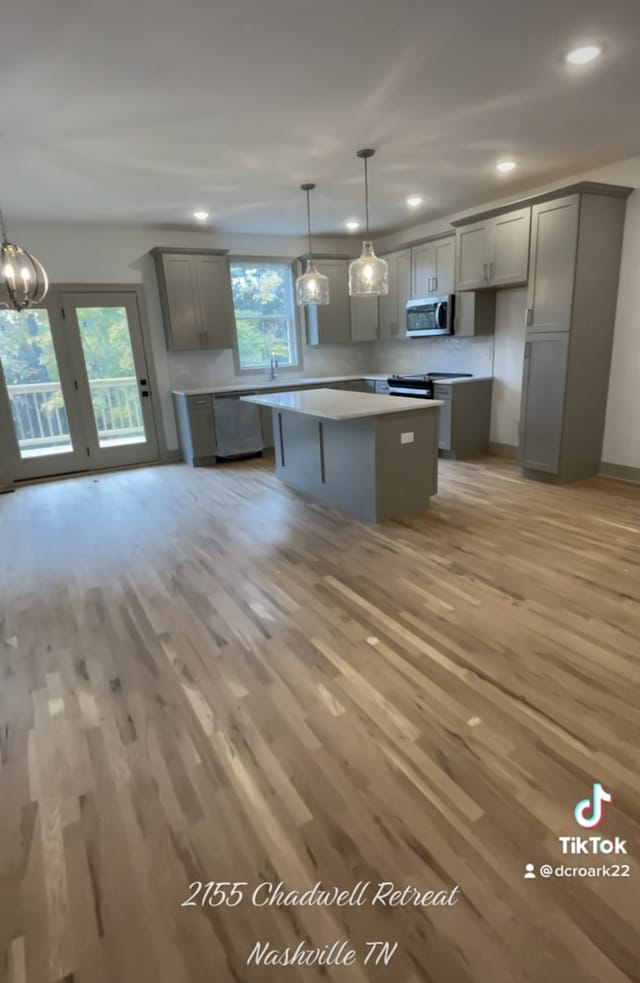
[0,457,639,982]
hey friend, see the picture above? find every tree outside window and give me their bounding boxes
[230,263,299,370]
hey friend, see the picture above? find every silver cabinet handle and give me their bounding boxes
[433,275,438,291]
[489,261,494,279]
[427,276,432,291]
[482,263,488,281]
[526,307,533,326]
[524,341,531,359]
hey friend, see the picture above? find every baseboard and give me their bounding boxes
[489,441,518,459]
[598,461,640,485]
[162,449,182,464]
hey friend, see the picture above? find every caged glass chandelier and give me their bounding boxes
[0,204,48,311]
[295,183,329,306]
[348,149,388,297]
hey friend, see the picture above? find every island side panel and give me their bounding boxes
[374,408,440,520]
[274,408,378,521]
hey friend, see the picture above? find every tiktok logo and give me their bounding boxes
[573,783,613,829]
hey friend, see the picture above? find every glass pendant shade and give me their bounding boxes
[295,183,330,306]
[296,259,329,305]
[348,149,388,297]
[348,242,389,296]
[0,206,49,312]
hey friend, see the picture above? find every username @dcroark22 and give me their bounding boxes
[182,880,461,967]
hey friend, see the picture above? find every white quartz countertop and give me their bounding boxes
[242,388,443,421]
[171,375,390,397]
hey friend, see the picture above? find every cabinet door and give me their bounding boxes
[194,256,235,350]
[433,237,456,294]
[350,295,379,341]
[162,255,202,350]
[490,207,531,286]
[519,332,569,473]
[412,243,435,297]
[527,196,579,333]
[306,260,351,344]
[378,253,397,339]
[456,223,490,290]
[187,395,216,461]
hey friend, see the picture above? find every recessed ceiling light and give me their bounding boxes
[565,44,603,65]
[406,195,424,208]
[496,160,517,173]
[193,210,209,221]
[345,219,359,232]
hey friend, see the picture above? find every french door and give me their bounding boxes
[0,289,159,481]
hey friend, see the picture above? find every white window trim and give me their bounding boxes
[230,258,304,376]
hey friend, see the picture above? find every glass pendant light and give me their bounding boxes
[295,183,329,306]
[348,149,388,297]
[0,204,48,312]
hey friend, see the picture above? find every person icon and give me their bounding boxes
[524,863,536,879]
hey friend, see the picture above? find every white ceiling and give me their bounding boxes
[2,0,640,235]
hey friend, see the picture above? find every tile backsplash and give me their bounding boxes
[372,335,495,376]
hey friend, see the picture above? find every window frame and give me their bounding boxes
[229,258,303,375]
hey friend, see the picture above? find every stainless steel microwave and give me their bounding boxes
[406,295,454,337]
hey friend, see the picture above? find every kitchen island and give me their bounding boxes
[241,388,442,522]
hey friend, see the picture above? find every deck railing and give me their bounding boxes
[7,377,144,451]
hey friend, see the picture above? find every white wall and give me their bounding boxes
[601,191,640,470]
[7,221,369,452]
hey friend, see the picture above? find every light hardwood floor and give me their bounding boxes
[0,457,639,983]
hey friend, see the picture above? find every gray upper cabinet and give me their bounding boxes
[379,248,411,339]
[350,295,379,342]
[454,290,496,337]
[491,208,531,286]
[526,197,579,333]
[518,190,627,482]
[412,236,455,297]
[456,222,491,290]
[305,259,351,345]
[456,208,531,290]
[152,248,235,351]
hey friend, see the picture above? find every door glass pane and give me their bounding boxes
[75,306,147,448]
[0,309,74,458]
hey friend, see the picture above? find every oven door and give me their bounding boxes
[406,297,452,337]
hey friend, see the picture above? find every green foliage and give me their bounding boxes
[230,264,296,368]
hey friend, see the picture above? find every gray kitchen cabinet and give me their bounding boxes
[350,295,379,341]
[519,333,568,473]
[173,392,217,466]
[455,208,530,290]
[519,191,628,482]
[379,248,411,339]
[433,379,493,458]
[305,259,351,345]
[455,221,492,290]
[455,291,496,337]
[412,236,455,297]
[526,196,579,333]
[152,248,235,351]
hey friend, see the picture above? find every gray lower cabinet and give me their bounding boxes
[519,333,568,473]
[433,380,493,459]
[519,191,627,481]
[152,248,236,351]
[173,393,216,466]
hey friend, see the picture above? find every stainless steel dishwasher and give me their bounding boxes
[212,393,264,460]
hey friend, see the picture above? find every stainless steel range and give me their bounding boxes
[387,372,472,398]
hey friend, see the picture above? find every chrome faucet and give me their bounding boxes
[269,353,279,380]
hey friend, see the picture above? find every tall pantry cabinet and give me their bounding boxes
[519,191,627,482]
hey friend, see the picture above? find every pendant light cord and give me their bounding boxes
[363,156,370,236]
[305,189,313,261]
[0,206,7,244]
